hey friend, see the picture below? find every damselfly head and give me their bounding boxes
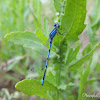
[53,24,60,28]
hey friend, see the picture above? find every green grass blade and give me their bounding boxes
[43,17,50,37]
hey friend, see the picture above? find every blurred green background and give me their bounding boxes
[0,0,100,100]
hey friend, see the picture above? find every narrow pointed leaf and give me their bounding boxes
[36,29,47,44]
[68,44,100,71]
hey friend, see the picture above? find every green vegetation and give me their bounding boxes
[0,0,100,100]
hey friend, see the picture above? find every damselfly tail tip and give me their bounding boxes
[41,84,43,86]
[41,83,43,86]
[41,80,44,86]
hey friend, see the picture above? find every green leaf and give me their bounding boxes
[87,24,98,46]
[90,51,100,72]
[68,44,100,71]
[54,0,64,13]
[15,79,57,99]
[66,46,80,65]
[89,0,100,27]
[36,29,57,53]
[82,44,91,56]
[4,30,57,58]
[36,29,47,45]
[5,74,19,82]
[78,62,90,100]
[35,0,41,23]
[43,17,50,37]
[61,0,86,43]
[87,78,100,85]
[30,8,41,29]
[4,31,45,51]
[57,84,67,90]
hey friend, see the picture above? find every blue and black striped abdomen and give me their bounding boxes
[49,28,57,39]
[41,24,60,86]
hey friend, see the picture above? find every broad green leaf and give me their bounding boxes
[68,44,100,71]
[46,72,57,87]
[4,30,57,57]
[61,0,86,44]
[4,31,44,52]
[15,79,57,99]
